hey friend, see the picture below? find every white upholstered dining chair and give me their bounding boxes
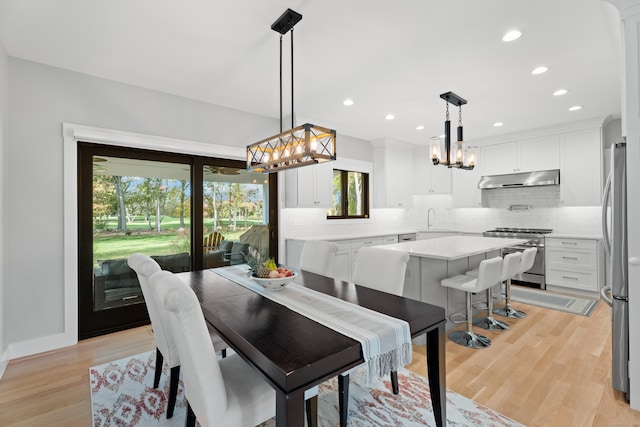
[298,240,339,276]
[127,253,228,419]
[153,270,276,427]
[337,246,410,427]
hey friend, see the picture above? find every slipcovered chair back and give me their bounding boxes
[352,247,410,296]
[155,272,228,426]
[299,240,339,276]
[127,254,179,366]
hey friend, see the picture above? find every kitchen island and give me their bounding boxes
[381,236,528,329]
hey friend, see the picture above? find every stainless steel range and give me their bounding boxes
[483,227,553,289]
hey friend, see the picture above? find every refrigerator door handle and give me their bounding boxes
[601,285,613,307]
[602,173,612,258]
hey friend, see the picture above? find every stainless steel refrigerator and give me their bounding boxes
[602,142,629,396]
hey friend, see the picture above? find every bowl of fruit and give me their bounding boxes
[245,251,296,290]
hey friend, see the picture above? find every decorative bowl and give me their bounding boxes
[251,273,296,290]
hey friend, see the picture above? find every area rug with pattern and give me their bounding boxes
[90,351,525,426]
[510,285,599,316]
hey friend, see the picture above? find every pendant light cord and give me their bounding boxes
[279,34,283,133]
[291,28,294,129]
[279,29,295,132]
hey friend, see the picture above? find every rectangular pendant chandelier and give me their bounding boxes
[246,8,337,173]
[247,123,336,172]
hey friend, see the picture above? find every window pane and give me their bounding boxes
[92,156,191,311]
[328,169,343,216]
[347,171,364,216]
[203,166,270,267]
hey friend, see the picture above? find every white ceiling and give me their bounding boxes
[0,0,623,145]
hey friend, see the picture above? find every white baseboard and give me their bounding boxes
[0,347,9,380]
[8,331,77,360]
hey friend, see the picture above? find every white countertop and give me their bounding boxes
[286,230,419,242]
[380,235,529,261]
[546,233,602,240]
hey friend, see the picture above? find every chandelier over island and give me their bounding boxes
[430,91,476,170]
[247,8,336,173]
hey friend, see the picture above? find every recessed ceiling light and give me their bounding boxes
[416,125,425,130]
[502,30,522,42]
[531,66,548,75]
[568,105,582,111]
[553,89,568,96]
[493,122,504,127]
[385,114,395,120]
[343,99,354,106]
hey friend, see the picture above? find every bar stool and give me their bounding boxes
[441,256,503,348]
[493,250,527,318]
[495,247,537,318]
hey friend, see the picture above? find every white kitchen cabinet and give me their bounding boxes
[518,135,560,172]
[559,128,602,206]
[372,138,414,208]
[481,142,517,175]
[413,147,452,194]
[481,135,560,175]
[284,161,333,208]
[545,236,604,295]
[451,163,482,208]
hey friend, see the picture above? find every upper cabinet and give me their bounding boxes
[284,162,333,208]
[481,135,560,175]
[413,147,452,194]
[559,128,602,206]
[451,156,482,208]
[371,138,414,208]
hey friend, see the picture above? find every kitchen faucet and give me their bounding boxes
[427,208,436,229]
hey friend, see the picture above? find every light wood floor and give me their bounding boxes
[1,293,639,426]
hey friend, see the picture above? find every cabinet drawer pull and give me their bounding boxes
[563,276,579,280]
[364,241,372,244]
[562,256,578,260]
[561,241,578,245]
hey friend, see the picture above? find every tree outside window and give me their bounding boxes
[327,169,369,219]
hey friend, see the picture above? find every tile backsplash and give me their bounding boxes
[281,193,601,242]
[481,186,561,209]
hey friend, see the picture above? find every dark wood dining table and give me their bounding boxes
[178,267,447,427]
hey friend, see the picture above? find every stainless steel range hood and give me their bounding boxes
[477,169,560,189]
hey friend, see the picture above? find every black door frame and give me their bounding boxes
[77,142,278,339]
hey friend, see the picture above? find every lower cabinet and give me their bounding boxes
[545,236,604,295]
[286,234,403,282]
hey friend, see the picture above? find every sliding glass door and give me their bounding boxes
[78,142,277,339]
[202,165,271,268]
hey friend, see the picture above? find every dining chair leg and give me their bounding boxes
[167,365,180,419]
[305,395,318,427]
[391,370,399,394]
[338,374,350,427]
[153,347,163,389]
[186,402,196,427]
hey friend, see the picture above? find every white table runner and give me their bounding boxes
[214,265,412,384]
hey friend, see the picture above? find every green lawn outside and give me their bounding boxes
[93,215,260,266]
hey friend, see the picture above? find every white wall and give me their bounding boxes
[0,40,8,375]
[6,58,278,353]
